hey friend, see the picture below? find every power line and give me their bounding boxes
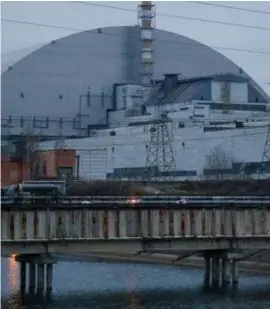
[1,18,83,32]
[1,19,270,57]
[191,2,270,15]
[73,1,270,31]
[3,38,269,56]
[2,6,270,32]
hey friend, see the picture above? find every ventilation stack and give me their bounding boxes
[138,1,156,86]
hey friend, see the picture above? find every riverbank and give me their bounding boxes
[65,252,270,276]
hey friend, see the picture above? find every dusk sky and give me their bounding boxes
[1,1,270,95]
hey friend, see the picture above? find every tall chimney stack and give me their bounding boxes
[137,1,156,86]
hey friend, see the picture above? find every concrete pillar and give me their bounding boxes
[37,264,45,294]
[46,264,53,294]
[15,254,56,296]
[221,258,230,288]
[29,263,36,294]
[20,262,26,294]
[231,259,239,287]
[211,258,220,287]
[204,256,211,286]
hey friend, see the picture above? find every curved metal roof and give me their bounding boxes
[2,25,269,120]
[1,44,45,73]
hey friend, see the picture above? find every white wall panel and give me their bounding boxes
[39,120,268,180]
[78,149,107,180]
[212,81,248,102]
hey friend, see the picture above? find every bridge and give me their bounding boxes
[2,196,270,295]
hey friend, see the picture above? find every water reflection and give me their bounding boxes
[125,273,140,309]
[8,255,19,291]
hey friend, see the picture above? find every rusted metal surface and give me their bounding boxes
[2,207,270,241]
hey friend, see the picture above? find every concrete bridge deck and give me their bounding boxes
[2,202,270,254]
[2,200,270,295]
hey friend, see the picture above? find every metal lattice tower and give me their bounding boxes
[144,95,177,181]
[138,1,156,86]
[259,125,270,179]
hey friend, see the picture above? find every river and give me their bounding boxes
[2,255,270,309]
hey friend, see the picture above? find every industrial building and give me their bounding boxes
[2,2,270,182]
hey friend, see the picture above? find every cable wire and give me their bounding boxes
[2,5,270,32]
[1,19,270,59]
[2,37,270,56]
[74,1,270,31]
[190,2,270,15]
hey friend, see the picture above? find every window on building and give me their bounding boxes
[178,122,185,128]
[180,107,189,111]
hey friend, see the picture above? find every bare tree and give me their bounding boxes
[203,146,235,180]
[53,133,65,150]
[53,134,74,184]
[14,128,43,181]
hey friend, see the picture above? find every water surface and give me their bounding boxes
[2,255,270,309]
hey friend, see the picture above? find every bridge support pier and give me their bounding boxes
[204,256,210,286]
[231,259,239,287]
[16,254,56,296]
[20,262,26,294]
[211,257,220,287]
[46,263,53,295]
[37,264,45,294]
[29,263,36,294]
[203,252,240,289]
[221,258,230,288]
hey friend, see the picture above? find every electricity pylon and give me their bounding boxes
[144,96,177,181]
[259,124,270,179]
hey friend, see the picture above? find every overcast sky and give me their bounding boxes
[1,1,270,95]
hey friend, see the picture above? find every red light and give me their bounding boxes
[127,197,141,206]
[159,209,164,216]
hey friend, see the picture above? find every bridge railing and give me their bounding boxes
[2,195,270,205]
[1,204,270,241]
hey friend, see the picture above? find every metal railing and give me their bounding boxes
[2,195,270,207]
